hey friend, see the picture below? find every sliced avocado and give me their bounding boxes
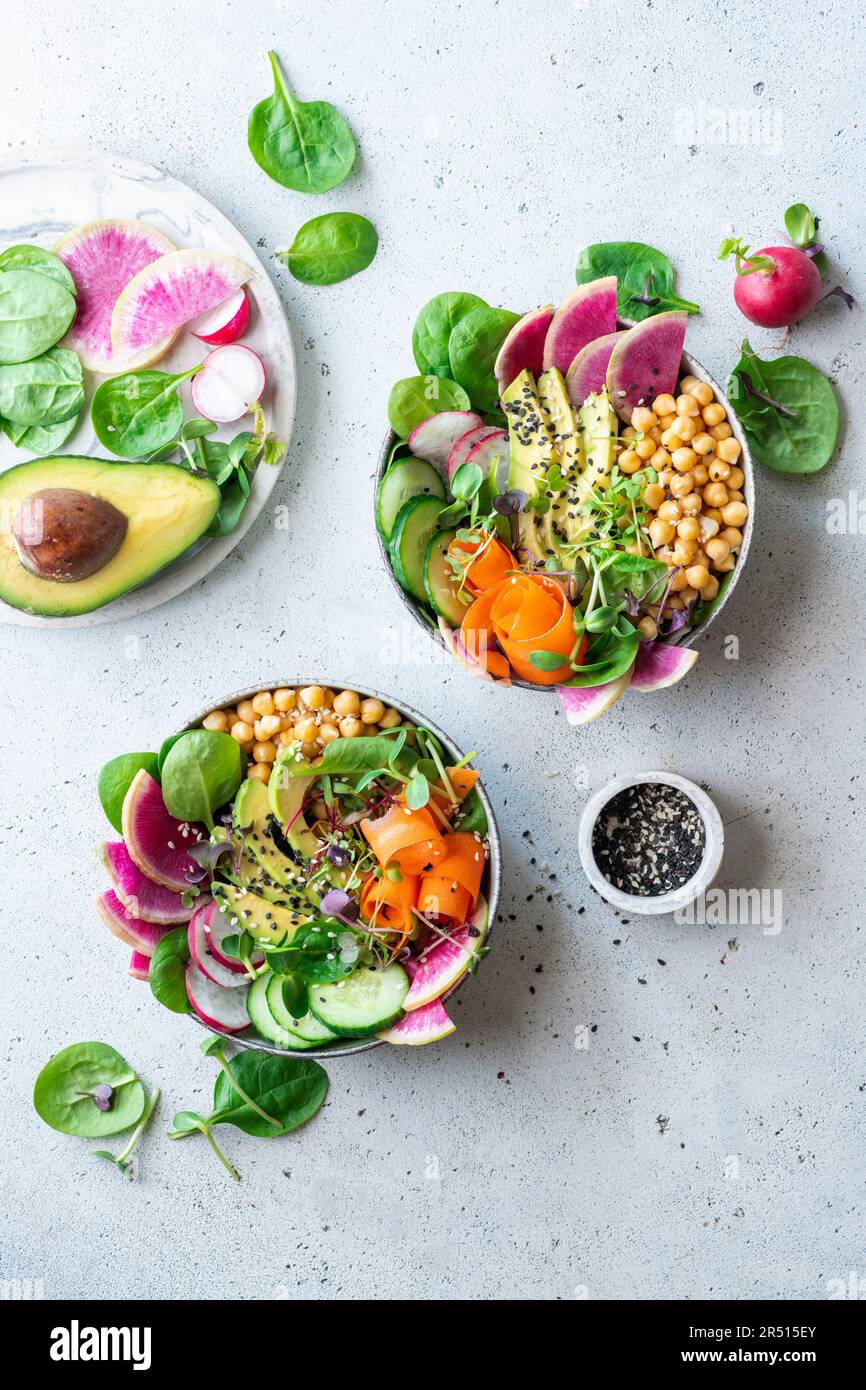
[233,777,307,889]
[538,368,585,477]
[579,388,618,492]
[212,881,309,948]
[269,747,319,858]
[0,456,220,617]
[502,369,556,497]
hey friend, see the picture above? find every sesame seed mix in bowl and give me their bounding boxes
[591,783,706,896]
[93,683,495,1053]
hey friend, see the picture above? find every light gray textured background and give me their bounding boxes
[1,0,863,1302]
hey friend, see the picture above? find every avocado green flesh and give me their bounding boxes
[502,369,556,497]
[232,776,310,889]
[268,749,319,857]
[0,456,220,616]
[212,881,310,948]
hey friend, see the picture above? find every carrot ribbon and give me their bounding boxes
[460,572,584,685]
[447,531,517,596]
[360,803,445,875]
[417,831,485,923]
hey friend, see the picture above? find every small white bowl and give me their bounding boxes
[578,771,724,916]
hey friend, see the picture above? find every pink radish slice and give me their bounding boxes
[408,411,484,469]
[128,950,151,981]
[122,770,205,891]
[186,960,250,1033]
[446,426,501,482]
[190,344,266,423]
[465,429,509,489]
[493,304,554,390]
[53,218,177,373]
[630,641,698,692]
[437,616,512,686]
[94,890,174,957]
[100,840,194,924]
[543,278,618,374]
[112,248,252,355]
[188,904,247,988]
[203,900,263,973]
[378,998,455,1045]
[556,671,632,725]
[189,288,251,345]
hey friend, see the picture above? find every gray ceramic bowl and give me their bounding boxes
[376,341,754,688]
[181,681,501,1058]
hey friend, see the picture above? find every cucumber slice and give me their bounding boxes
[390,495,445,602]
[424,528,469,625]
[376,458,444,541]
[309,961,409,1037]
[247,973,296,1046]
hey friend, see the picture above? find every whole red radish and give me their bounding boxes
[718,236,821,328]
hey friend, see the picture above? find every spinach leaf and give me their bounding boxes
[98,752,160,833]
[783,202,828,276]
[248,50,356,194]
[597,551,669,603]
[148,926,192,1014]
[33,1042,145,1137]
[448,305,521,412]
[0,268,77,364]
[575,242,700,321]
[727,340,839,473]
[91,364,199,458]
[387,374,471,437]
[210,1051,329,1137]
[458,788,488,835]
[412,291,488,377]
[1,410,80,454]
[157,733,183,777]
[160,729,244,830]
[562,627,640,687]
[273,919,363,984]
[0,346,84,427]
[0,244,76,295]
[278,212,377,285]
[692,567,734,627]
[91,1086,161,1179]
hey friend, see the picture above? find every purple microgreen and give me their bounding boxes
[320,888,360,924]
[629,273,661,308]
[738,371,798,418]
[326,843,351,868]
[188,839,234,871]
[492,488,527,516]
[77,1083,114,1111]
[819,285,855,310]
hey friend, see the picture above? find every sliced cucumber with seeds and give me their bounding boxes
[424,528,469,626]
[309,961,409,1037]
[247,973,296,1046]
[389,494,445,603]
[376,457,444,542]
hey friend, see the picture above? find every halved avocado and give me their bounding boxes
[0,456,220,616]
[232,777,308,889]
[212,882,309,948]
[269,747,319,858]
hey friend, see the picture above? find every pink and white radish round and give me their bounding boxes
[188,902,247,988]
[185,960,250,1032]
[189,288,251,346]
[191,344,266,423]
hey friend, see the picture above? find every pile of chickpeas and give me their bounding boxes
[618,375,749,639]
[201,685,404,784]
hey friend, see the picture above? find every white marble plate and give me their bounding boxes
[0,150,296,627]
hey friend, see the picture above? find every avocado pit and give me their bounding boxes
[12,487,128,583]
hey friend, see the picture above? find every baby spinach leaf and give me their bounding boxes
[412,291,488,377]
[575,242,700,321]
[210,1051,328,1137]
[248,50,356,194]
[0,346,84,426]
[149,926,192,1014]
[157,733,183,776]
[784,203,818,248]
[387,374,471,437]
[1,410,80,454]
[160,729,244,830]
[458,788,488,835]
[278,212,378,286]
[727,340,839,473]
[91,364,200,458]
[0,244,76,295]
[0,268,77,364]
[448,305,521,411]
[33,1042,145,1137]
[562,627,640,687]
[98,752,160,833]
[91,1086,161,1179]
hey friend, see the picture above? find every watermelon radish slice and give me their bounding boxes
[437,616,511,686]
[466,429,509,489]
[565,330,627,408]
[408,411,484,469]
[630,640,698,692]
[404,893,489,1011]
[543,278,617,374]
[94,889,174,956]
[128,949,151,981]
[111,248,253,357]
[557,669,632,725]
[100,840,194,924]
[53,219,177,373]
[494,304,554,391]
[378,998,455,1045]
[188,901,247,988]
[190,344,266,423]
[606,311,687,423]
[189,287,250,345]
[446,425,501,481]
[186,960,250,1033]
[203,899,264,973]
[121,769,205,891]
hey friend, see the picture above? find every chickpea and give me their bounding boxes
[698,515,720,542]
[622,425,637,440]
[301,742,320,761]
[273,688,297,713]
[721,526,743,550]
[252,740,277,764]
[203,710,228,732]
[676,393,701,417]
[727,465,745,491]
[298,685,325,709]
[379,707,401,730]
[701,402,726,428]
[692,432,715,456]
[700,576,720,601]
[319,722,341,745]
[703,482,730,508]
[635,437,656,460]
[660,427,681,450]
[658,468,675,488]
[638,616,658,640]
[670,567,689,591]
[279,730,293,747]
[619,449,642,474]
[705,537,731,565]
[649,517,675,547]
[684,563,709,590]
[680,492,702,515]
[669,472,695,499]
[230,720,254,745]
[714,555,736,573]
[251,691,275,717]
[222,708,238,727]
[294,715,319,744]
[708,458,731,482]
[658,414,677,432]
[672,540,697,565]
[653,394,677,416]
[644,482,665,510]
[716,436,741,463]
[727,489,744,503]
[692,463,709,486]
[650,448,671,471]
[321,689,335,710]
[236,700,256,725]
[360,697,386,725]
[704,506,724,525]
[332,689,360,718]
[679,375,700,393]
[677,516,700,541]
[710,422,732,442]
[648,426,662,444]
[247,763,271,785]
[255,714,282,740]
[672,446,698,472]
[632,406,656,433]
[658,499,682,523]
[721,500,749,527]
[690,381,715,407]
[340,716,364,738]
[671,414,698,442]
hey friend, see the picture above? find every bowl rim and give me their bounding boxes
[375,339,755,690]
[576,769,725,915]
[178,680,502,1058]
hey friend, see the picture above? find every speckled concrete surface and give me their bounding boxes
[1,0,863,1301]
